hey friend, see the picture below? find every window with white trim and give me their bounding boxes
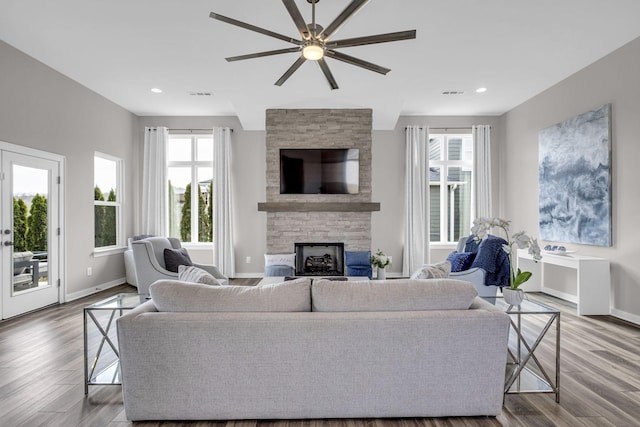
[167,134,213,243]
[429,134,473,244]
[94,153,123,248]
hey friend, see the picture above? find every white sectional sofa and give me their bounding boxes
[117,278,510,421]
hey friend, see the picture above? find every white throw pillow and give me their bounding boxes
[410,261,452,279]
[178,265,221,286]
[264,253,296,268]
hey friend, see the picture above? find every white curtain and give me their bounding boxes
[213,127,235,277]
[141,127,168,235]
[472,125,492,218]
[403,126,430,276]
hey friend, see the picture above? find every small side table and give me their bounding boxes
[483,296,560,403]
[84,292,148,394]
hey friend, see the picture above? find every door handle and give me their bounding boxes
[4,241,13,246]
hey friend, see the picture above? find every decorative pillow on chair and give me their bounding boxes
[164,248,193,273]
[446,251,476,272]
[264,253,296,268]
[178,265,221,286]
[410,261,451,279]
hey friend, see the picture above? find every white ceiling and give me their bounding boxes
[2,0,640,130]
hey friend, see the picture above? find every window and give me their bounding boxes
[94,153,123,248]
[167,134,213,244]
[429,134,473,244]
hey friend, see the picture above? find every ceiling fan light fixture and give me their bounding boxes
[302,42,324,61]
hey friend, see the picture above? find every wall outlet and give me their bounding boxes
[245,256,251,264]
[87,267,92,276]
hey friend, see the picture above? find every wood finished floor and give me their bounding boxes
[1,280,639,427]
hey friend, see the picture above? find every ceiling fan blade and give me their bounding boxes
[329,30,417,49]
[318,59,339,90]
[226,47,301,62]
[325,50,391,75]
[210,12,301,45]
[282,0,309,39]
[275,56,307,86]
[321,0,370,40]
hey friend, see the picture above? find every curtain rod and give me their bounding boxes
[146,128,234,132]
[404,126,478,131]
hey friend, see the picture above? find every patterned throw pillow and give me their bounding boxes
[164,248,193,273]
[264,253,296,268]
[178,265,221,286]
[410,261,452,279]
[446,251,476,272]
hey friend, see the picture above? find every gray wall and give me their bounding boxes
[501,37,640,322]
[0,40,135,297]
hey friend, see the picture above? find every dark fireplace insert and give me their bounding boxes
[294,243,344,276]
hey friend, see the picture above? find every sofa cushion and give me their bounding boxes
[150,277,312,312]
[312,278,478,312]
[164,248,193,273]
[409,261,451,279]
[446,251,476,272]
[178,265,221,286]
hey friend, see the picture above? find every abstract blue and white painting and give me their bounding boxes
[538,104,611,246]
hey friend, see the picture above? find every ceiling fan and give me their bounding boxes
[209,0,416,89]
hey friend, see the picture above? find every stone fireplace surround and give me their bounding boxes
[263,109,378,254]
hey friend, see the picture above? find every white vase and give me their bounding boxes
[503,288,524,306]
[377,267,386,280]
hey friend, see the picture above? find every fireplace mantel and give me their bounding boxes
[258,202,380,212]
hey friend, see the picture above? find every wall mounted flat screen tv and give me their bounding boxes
[280,148,359,194]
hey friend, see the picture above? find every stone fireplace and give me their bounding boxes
[261,109,379,254]
[295,243,344,276]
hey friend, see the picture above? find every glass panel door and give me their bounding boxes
[2,150,60,319]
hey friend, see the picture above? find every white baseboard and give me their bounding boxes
[610,308,640,326]
[65,277,127,302]
[232,272,404,279]
[541,286,578,304]
[233,273,265,279]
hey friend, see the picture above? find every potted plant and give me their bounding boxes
[370,249,391,280]
[471,218,542,306]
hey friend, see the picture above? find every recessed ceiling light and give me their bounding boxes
[151,88,163,93]
[476,87,487,93]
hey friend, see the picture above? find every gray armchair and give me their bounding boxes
[131,237,228,294]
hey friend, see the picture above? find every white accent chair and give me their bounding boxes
[448,236,498,297]
[131,237,228,294]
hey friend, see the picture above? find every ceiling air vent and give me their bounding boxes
[188,92,213,96]
[441,90,464,95]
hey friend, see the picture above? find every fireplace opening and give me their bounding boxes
[294,243,344,276]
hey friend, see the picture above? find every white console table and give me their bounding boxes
[517,249,610,315]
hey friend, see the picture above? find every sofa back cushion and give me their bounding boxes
[311,279,478,312]
[150,277,311,312]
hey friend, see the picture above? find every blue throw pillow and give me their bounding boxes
[345,251,371,266]
[446,251,476,272]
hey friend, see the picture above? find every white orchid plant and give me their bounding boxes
[471,217,542,289]
[370,249,392,269]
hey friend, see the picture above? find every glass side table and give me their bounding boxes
[482,296,560,403]
[84,292,149,394]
